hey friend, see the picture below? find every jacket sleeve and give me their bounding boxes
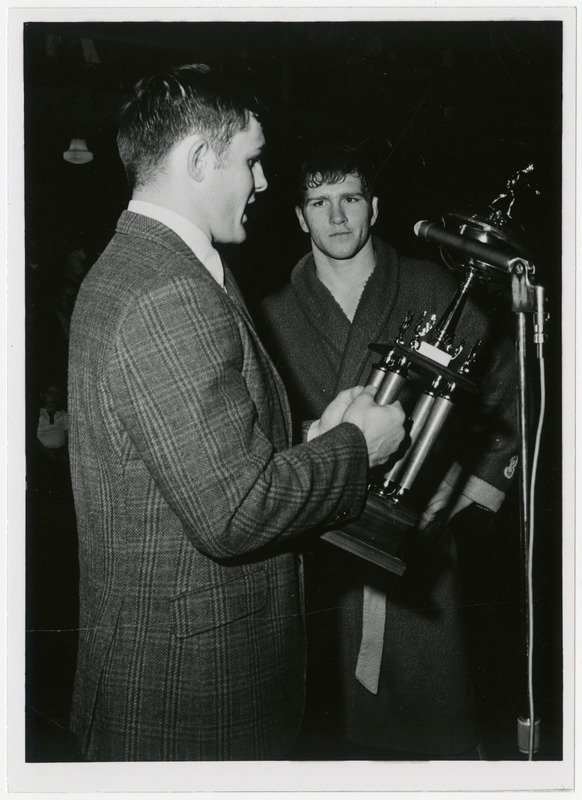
[449,297,519,507]
[107,273,368,560]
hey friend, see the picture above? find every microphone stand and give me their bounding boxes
[509,256,547,759]
[415,213,549,759]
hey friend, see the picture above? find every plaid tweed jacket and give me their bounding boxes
[67,211,368,761]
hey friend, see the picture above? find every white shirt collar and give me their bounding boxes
[128,200,224,288]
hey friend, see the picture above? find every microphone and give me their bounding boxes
[414,219,525,273]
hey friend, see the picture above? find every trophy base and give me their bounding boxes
[320,491,418,575]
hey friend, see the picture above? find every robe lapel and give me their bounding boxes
[290,258,352,358]
[334,239,401,392]
[289,255,352,393]
[284,241,403,410]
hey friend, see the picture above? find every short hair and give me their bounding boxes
[297,145,376,206]
[117,64,260,191]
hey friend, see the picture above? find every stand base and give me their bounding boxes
[320,491,417,575]
[517,716,541,755]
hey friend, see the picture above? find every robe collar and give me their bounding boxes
[289,237,402,392]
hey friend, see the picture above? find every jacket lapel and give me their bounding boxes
[223,265,255,326]
[224,265,293,444]
[118,211,293,445]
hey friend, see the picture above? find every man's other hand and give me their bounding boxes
[418,484,474,530]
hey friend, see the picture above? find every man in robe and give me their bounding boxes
[259,145,518,758]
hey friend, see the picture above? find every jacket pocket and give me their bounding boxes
[171,568,268,639]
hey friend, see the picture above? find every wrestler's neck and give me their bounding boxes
[313,239,376,322]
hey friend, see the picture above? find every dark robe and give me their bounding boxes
[258,238,517,755]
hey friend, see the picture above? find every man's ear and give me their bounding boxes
[370,196,379,227]
[187,137,211,182]
[295,205,310,234]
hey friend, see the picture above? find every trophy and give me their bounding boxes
[321,170,536,576]
[320,258,483,575]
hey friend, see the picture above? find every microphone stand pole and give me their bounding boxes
[509,257,545,759]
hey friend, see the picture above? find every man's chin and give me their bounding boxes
[326,246,360,260]
[219,227,247,245]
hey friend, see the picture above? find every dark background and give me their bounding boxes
[23,19,564,762]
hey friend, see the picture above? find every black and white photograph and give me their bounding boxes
[6,4,575,795]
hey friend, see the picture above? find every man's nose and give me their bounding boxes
[330,201,347,224]
[253,162,268,193]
